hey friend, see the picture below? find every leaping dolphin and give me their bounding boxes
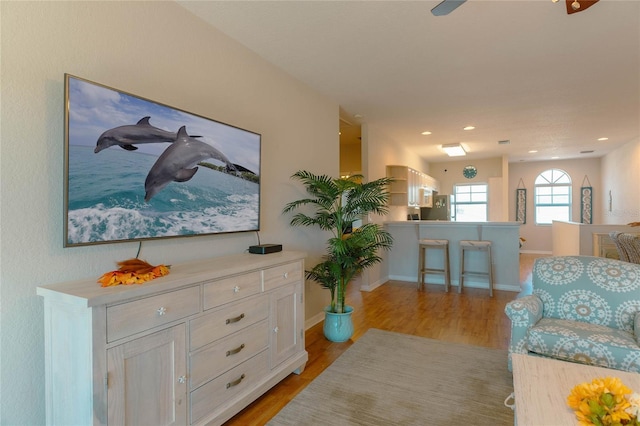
[94,116,185,153]
[144,126,242,201]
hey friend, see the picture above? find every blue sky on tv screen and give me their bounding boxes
[67,76,260,174]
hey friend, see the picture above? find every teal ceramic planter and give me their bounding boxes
[323,305,354,342]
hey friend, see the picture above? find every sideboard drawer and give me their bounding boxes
[107,286,200,342]
[203,271,262,310]
[263,261,302,291]
[190,350,269,425]
[190,294,269,351]
[190,320,269,390]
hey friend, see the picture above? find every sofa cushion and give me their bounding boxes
[635,312,640,345]
[527,317,640,372]
[532,256,640,332]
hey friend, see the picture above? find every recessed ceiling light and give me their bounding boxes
[551,156,559,159]
[528,150,538,153]
[597,137,609,141]
[463,126,475,131]
[421,131,432,135]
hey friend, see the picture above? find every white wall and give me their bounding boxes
[551,221,582,255]
[425,156,509,221]
[0,2,337,424]
[422,146,640,254]
[488,177,505,221]
[552,221,640,256]
[359,123,432,289]
[510,140,640,253]
[601,137,640,224]
[427,157,503,196]
[365,123,430,222]
[508,158,602,253]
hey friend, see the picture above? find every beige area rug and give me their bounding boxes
[268,329,514,425]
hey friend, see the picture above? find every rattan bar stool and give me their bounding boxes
[417,239,450,291]
[458,240,494,297]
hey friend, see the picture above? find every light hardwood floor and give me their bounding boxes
[224,253,545,425]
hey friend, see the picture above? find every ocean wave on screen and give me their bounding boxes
[67,204,159,244]
[171,185,199,202]
[200,193,260,231]
[67,194,259,244]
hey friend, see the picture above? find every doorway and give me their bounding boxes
[339,114,361,178]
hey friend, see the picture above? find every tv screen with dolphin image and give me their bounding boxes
[64,74,261,247]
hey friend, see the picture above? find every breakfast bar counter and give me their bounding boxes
[384,221,522,292]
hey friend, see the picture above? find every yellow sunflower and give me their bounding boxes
[567,377,636,426]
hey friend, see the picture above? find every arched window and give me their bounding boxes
[534,169,571,225]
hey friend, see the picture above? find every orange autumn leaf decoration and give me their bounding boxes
[98,258,170,287]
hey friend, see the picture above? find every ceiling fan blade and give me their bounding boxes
[566,0,599,14]
[431,0,467,16]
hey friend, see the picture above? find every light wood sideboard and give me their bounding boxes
[37,251,308,426]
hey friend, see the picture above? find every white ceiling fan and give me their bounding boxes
[431,0,599,16]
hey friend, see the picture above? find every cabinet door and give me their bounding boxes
[107,324,187,425]
[270,282,303,368]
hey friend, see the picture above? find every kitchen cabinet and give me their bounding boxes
[419,187,433,208]
[37,251,307,426]
[386,165,439,207]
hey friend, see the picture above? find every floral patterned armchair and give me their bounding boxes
[505,256,640,372]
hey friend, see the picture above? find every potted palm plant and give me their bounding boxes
[283,171,394,341]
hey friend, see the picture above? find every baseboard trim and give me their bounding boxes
[359,275,387,292]
[305,311,325,330]
[388,275,520,292]
[520,249,552,255]
[388,274,415,283]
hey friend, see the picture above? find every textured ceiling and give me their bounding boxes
[177,0,640,163]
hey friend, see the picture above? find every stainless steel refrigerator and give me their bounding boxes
[420,195,454,220]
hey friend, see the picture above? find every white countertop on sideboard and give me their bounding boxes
[37,251,307,308]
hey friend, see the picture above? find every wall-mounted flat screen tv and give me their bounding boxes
[64,74,261,247]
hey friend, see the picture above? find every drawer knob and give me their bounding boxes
[273,326,279,333]
[233,285,240,293]
[178,375,186,384]
[157,306,167,316]
[226,343,245,357]
[226,313,245,324]
[226,374,246,389]
[283,272,288,279]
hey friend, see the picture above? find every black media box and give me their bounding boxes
[249,244,283,255]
